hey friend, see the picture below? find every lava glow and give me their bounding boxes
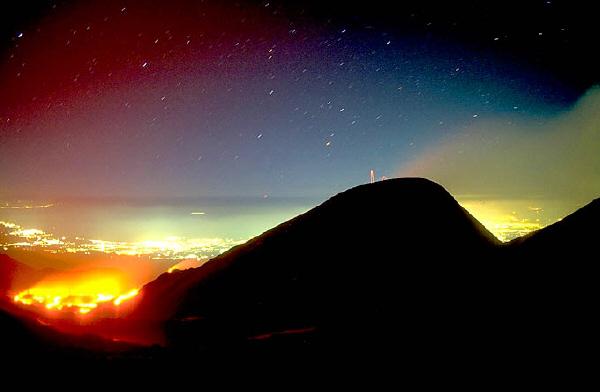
[13,269,139,315]
[167,257,205,273]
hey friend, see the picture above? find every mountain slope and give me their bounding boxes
[504,198,598,357]
[3,178,595,379]
[510,197,600,253]
[129,178,502,351]
[0,254,36,298]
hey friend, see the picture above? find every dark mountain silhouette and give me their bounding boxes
[133,177,498,320]
[0,254,22,297]
[510,197,600,253]
[504,198,598,367]
[122,178,507,362]
[0,304,164,378]
[120,178,593,377]
[0,254,60,303]
[0,254,37,298]
[1,178,594,381]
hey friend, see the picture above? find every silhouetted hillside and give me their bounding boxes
[503,198,598,366]
[0,254,60,302]
[0,302,161,374]
[510,197,600,253]
[121,177,593,378]
[2,178,595,381]
[128,178,503,355]
[0,254,34,298]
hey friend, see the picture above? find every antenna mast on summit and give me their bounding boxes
[370,169,375,184]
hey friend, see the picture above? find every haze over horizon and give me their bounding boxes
[1,0,599,241]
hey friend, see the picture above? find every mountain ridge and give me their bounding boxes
[130,177,501,325]
[1,177,595,377]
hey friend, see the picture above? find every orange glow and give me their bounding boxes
[113,289,139,306]
[167,256,205,273]
[13,268,139,315]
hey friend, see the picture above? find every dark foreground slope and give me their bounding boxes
[125,178,595,377]
[504,199,598,365]
[0,304,151,371]
[2,178,596,381]
[508,198,599,303]
[511,197,600,253]
[0,254,35,297]
[129,178,504,357]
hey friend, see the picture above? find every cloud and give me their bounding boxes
[398,86,600,213]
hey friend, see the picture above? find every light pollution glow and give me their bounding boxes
[1,220,246,260]
[458,200,543,242]
[0,202,55,209]
[1,196,545,253]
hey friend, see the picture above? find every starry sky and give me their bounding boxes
[0,0,598,203]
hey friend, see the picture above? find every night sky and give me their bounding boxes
[1,0,598,203]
